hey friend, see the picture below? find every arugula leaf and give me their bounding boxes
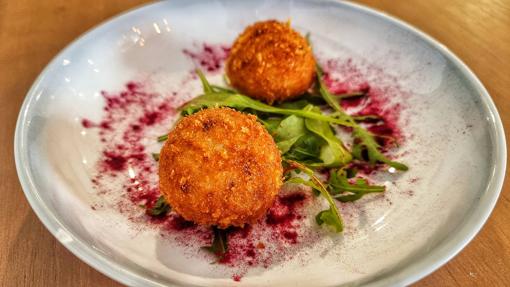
[352,115,381,122]
[334,91,366,99]
[275,115,306,141]
[203,227,228,259]
[286,160,343,232]
[211,84,236,94]
[277,136,303,154]
[147,196,171,217]
[316,208,343,232]
[180,92,354,127]
[303,105,352,167]
[258,117,283,133]
[268,115,325,166]
[351,127,408,171]
[285,176,321,195]
[196,69,213,94]
[316,64,408,171]
[284,132,323,163]
[264,110,350,167]
[328,169,385,202]
[274,115,306,154]
[315,65,355,124]
[151,153,160,161]
[157,134,168,142]
[275,95,326,109]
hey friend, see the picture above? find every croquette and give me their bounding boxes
[159,108,283,228]
[226,20,316,103]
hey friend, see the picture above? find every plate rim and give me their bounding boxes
[14,0,507,286]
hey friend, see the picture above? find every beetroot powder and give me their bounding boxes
[84,44,409,279]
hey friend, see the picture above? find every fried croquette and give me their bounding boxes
[159,108,283,228]
[226,20,316,103]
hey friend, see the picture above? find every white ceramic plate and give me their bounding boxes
[15,1,506,286]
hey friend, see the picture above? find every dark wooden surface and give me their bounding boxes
[0,0,508,286]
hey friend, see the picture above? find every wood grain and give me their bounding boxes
[0,0,508,286]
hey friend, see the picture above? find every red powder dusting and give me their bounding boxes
[216,191,311,274]
[166,215,196,231]
[102,151,129,171]
[84,47,409,280]
[321,57,410,177]
[347,161,381,176]
[86,81,177,211]
[283,231,298,243]
[81,118,96,128]
[357,88,403,149]
[83,48,317,278]
[322,58,408,148]
[266,193,306,229]
[84,79,214,247]
[267,192,307,233]
[183,43,230,73]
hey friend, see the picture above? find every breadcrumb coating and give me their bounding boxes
[226,20,316,103]
[159,108,283,228]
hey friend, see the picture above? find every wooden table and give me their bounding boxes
[0,0,508,286]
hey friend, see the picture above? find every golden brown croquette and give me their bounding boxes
[159,108,283,228]
[226,20,316,103]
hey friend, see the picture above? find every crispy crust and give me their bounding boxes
[159,108,283,228]
[226,20,316,103]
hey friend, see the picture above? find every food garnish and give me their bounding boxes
[147,196,171,217]
[153,20,408,261]
[157,63,406,240]
[202,227,229,260]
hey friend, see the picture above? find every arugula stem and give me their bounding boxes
[157,134,168,142]
[183,92,356,127]
[316,65,344,114]
[196,69,213,94]
[332,189,382,198]
[286,160,343,232]
[202,226,228,260]
[316,64,408,171]
[332,184,384,193]
[211,85,236,94]
[352,115,381,122]
[275,106,355,127]
[335,92,366,99]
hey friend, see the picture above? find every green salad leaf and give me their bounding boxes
[211,84,236,94]
[180,92,354,127]
[328,169,385,202]
[275,95,326,109]
[316,207,343,232]
[285,176,321,195]
[303,106,352,167]
[284,132,323,163]
[156,67,409,235]
[157,134,168,142]
[274,115,307,154]
[202,227,228,259]
[351,127,408,171]
[196,69,213,94]
[316,64,408,171]
[315,65,356,125]
[258,117,282,133]
[286,160,343,233]
[147,196,171,217]
[256,108,352,167]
